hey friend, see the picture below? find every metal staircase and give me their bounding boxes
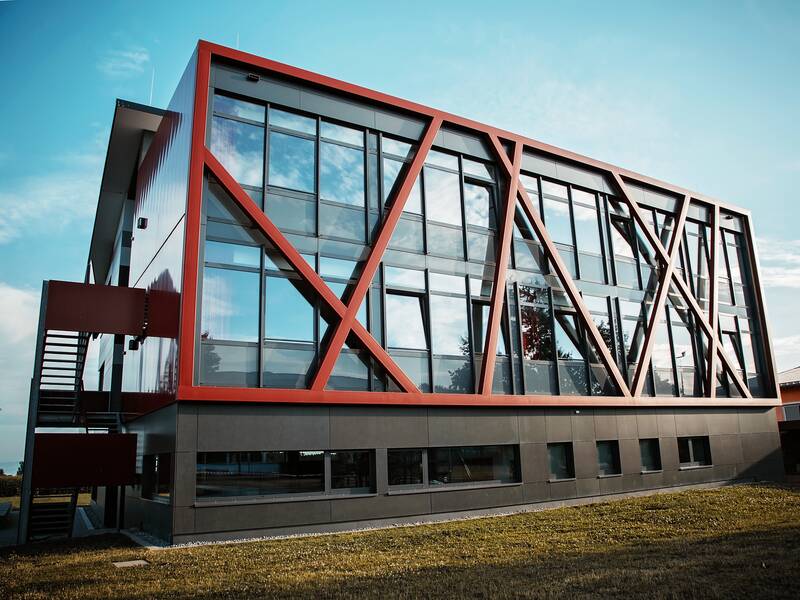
[36,331,90,426]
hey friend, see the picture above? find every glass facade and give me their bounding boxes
[198,90,770,399]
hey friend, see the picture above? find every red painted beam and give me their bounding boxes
[44,281,146,335]
[31,433,137,488]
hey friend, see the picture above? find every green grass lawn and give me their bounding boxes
[2,484,799,599]
[0,493,91,511]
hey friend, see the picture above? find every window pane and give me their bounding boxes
[319,203,365,242]
[520,304,553,361]
[201,267,259,342]
[262,343,315,389]
[199,343,258,387]
[265,192,316,235]
[541,180,568,199]
[433,356,473,393]
[214,94,264,122]
[383,157,422,213]
[196,450,324,498]
[425,149,459,171]
[385,266,425,290]
[430,295,470,356]
[640,439,662,471]
[428,445,518,485]
[472,304,507,355]
[520,174,539,192]
[269,107,316,134]
[429,272,467,294]
[555,312,582,360]
[264,276,314,342]
[321,142,365,206]
[427,223,464,259]
[463,158,493,180]
[268,131,315,193]
[543,198,573,245]
[467,231,495,263]
[388,449,423,486]
[572,202,602,255]
[319,256,358,280]
[389,352,431,392]
[211,116,264,188]
[321,121,364,146]
[388,216,424,252]
[547,443,574,479]
[331,450,373,490]
[464,182,493,229]
[328,350,369,391]
[382,137,414,159]
[205,240,261,268]
[597,441,621,476]
[424,167,462,226]
[386,294,427,349]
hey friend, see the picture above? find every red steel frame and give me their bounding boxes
[177,40,779,408]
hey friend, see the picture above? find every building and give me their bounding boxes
[18,41,784,545]
[777,367,800,478]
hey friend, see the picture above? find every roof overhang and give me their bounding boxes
[88,99,164,285]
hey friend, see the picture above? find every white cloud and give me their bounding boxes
[773,334,800,372]
[755,237,800,288]
[97,46,150,79]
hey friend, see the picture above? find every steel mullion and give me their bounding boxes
[204,147,421,393]
[309,116,442,391]
[630,194,689,397]
[706,205,721,398]
[479,137,521,396]
[611,174,750,398]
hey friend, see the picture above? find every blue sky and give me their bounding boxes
[0,0,798,469]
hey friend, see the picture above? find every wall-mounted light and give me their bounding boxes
[246,72,260,82]
[137,217,148,230]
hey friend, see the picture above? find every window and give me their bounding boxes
[430,294,470,356]
[383,158,422,214]
[385,293,427,350]
[210,113,265,189]
[320,129,365,206]
[463,182,494,229]
[387,449,424,486]
[264,276,314,342]
[428,445,518,486]
[542,197,573,246]
[640,439,662,472]
[142,454,171,501]
[678,436,712,468]
[201,267,260,342]
[596,441,621,476]
[330,450,374,491]
[424,167,462,226]
[196,451,324,498]
[547,443,575,480]
[268,131,315,193]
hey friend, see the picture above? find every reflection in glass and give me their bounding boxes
[425,149,459,171]
[424,167,462,226]
[382,137,414,159]
[269,107,316,134]
[201,267,259,342]
[319,203,365,242]
[428,445,518,485]
[328,349,369,391]
[211,116,264,187]
[464,183,493,228]
[388,216,424,252]
[430,294,470,356]
[427,223,464,259]
[429,272,466,294]
[205,240,260,268]
[543,198,573,246]
[331,451,373,489]
[262,343,315,389]
[214,94,265,122]
[265,193,316,235]
[388,449,423,486]
[386,294,427,350]
[383,158,422,213]
[196,450,324,498]
[385,266,425,290]
[268,131,315,193]
[321,121,364,146]
[264,276,314,342]
[471,304,507,355]
[319,256,358,280]
[520,304,553,361]
[199,343,258,387]
[463,158,493,180]
[596,441,621,476]
[572,201,602,255]
[548,442,574,479]
[321,142,365,206]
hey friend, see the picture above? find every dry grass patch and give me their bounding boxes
[1,484,799,599]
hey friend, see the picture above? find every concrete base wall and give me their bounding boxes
[130,402,785,544]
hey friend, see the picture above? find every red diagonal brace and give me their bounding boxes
[478,136,521,395]
[611,173,750,398]
[494,146,632,397]
[310,117,443,391]
[204,148,421,393]
[630,194,690,397]
[706,204,721,397]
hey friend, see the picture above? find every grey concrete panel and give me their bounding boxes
[639,471,663,490]
[522,482,550,503]
[593,409,618,440]
[616,410,638,439]
[331,493,431,523]
[172,506,195,536]
[674,409,708,436]
[374,111,425,141]
[176,404,198,453]
[546,408,572,442]
[196,404,330,451]
[575,477,600,497]
[706,409,740,435]
[622,473,644,491]
[739,409,779,434]
[571,409,595,441]
[427,407,518,447]
[549,480,577,501]
[712,464,737,482]
[212,66,302,111]
[300,91,376,129]
[194,499,331,534]
[709,434,743,466]
[126,403,177,456]
[599,475,625,495]
[659,436,680,471]
[555,163,612,196]
[520,443,549,483]
[739,431,783,481]
[521,153,558,180]
[330,405,428,449]
[518,408,546,443]
[661,469,681,487]
[636,409,659,439]
[429,485,524,513]
[619,438,641,474]
[172,451,196,508]
[573,441,598,479]
[124,496,172,542]
[439,128,492,161]
[657,411,677,437]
